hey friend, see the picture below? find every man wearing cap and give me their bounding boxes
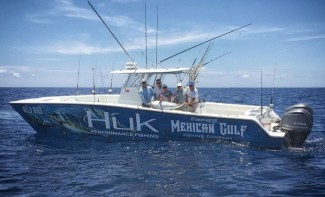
[139,79,154,107]
[185,81,199,112]
[159,84,173,102]
[154,79,163,100]
[173,82,186,110]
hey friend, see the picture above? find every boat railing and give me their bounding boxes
[54,95,120,104]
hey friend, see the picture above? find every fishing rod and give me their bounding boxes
[108,64,115,94]
[159,23,251,63]
[92,67,96,102]
[182,42,212,82]
[202,51,231,67]
[181,58,197,82]
[185,50,231,82]
[270,64,277,109]
[76,54,81,95]
[88,1,134,62]
[260,68,263,117]
[190,42,213,81]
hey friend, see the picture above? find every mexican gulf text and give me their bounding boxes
[171,120,215,133]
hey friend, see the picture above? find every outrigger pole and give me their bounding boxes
[88,1,134,63]
[145,1,148,68]
[159,23,251,63]
[155,3,159,68]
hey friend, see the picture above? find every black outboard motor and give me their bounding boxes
[281,103,313,147]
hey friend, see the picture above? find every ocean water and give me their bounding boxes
[1,87,324,196]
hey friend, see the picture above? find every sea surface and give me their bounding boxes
[1,87,324,196]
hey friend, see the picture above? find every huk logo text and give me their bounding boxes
[86,111,159,133]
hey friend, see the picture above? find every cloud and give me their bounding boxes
[280,25,325,42]
[27,0,143,31]
[158,31,210,47]
[286,34,325,42]
[32,25,247,55]
[25,1,286,56]
[29,28,228,55]
[12,72,21,78]
[246,26,284,34]
[201,69,226,77]
[49,0,95,21]
[241,73,250,78]
[111,0,139,3]
[25,15,52,24]
[36,58,62,61]
[0,66,43,80]
[0,68,21,78]
[43,41,122,55]
[25,0,95,23]
[156,25,284,46]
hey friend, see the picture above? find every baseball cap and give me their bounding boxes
[188,81,195,86]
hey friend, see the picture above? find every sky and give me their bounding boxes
[0,0,325,88]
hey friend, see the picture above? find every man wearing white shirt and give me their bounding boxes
[154,78,163,99]
[185,81,199,112]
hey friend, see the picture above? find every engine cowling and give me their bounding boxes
[281,103,313,147]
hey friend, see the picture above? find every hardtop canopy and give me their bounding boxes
[111,67,190,74]
[112,67,191,88]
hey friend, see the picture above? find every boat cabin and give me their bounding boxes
[111,62,190,106]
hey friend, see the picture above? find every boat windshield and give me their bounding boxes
[124,73,181,88]
[124,73,142,87]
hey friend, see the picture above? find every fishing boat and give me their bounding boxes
[10,2,313,149]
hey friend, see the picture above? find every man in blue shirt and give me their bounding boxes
[139,79,154,107]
